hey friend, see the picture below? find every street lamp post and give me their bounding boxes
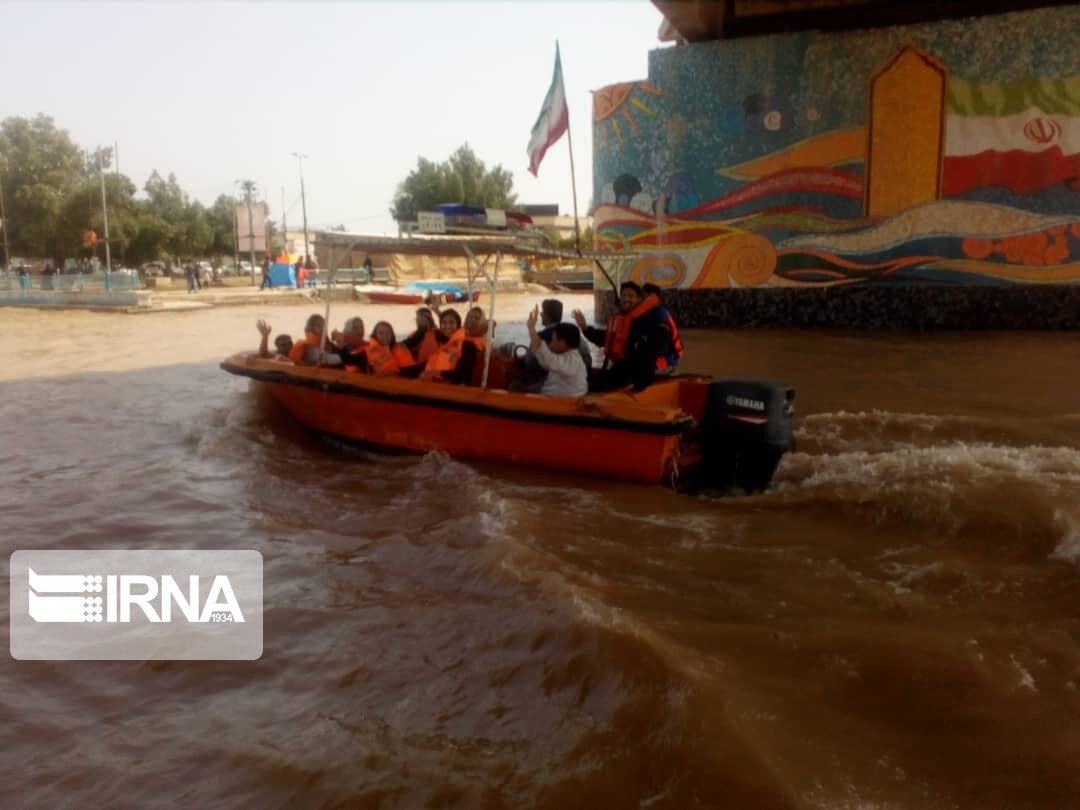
[292,152,310,265]
[98,149,112,286]
[236,179,258,285]
[0,157,10,273]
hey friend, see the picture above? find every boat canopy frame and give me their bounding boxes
[313,230,642,389]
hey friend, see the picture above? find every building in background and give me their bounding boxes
[520,204,593,243]
[280,230,316,258]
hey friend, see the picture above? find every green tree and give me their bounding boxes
[207,194,238,256]
[390,143,516,223]
[56,170,139,263]
[141,170,213,259]
[125,208,172,265]
[0,115,86,260]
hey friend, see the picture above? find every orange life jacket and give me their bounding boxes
[409,329,440,364]
[365,339,413,376]
[288,331,322,364]
[422,328,466,378]
[656,312,685,371]
[604,294,660,364]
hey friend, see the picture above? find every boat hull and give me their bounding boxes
[223,354,691,486]
[266,382,679,484]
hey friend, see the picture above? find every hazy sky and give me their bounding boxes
[2,1,665,235]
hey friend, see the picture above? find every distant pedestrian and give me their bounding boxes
[260,257,272,290]
[185,261,197,294]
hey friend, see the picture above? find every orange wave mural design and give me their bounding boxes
[716,127,867,181]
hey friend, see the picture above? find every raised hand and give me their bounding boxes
[257,319,271,337]
[571,309,588,330]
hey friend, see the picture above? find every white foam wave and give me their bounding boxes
[776,442,1080,493]
[1050,511,1080,566]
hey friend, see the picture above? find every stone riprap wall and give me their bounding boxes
[0,290,151,310]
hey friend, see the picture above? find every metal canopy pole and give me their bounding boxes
[593,257,618,293]
[320,245,335,362]
[466,251,473,304]
[480,250,500,389]
[462,245,491,303]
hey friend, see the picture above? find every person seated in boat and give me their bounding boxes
[401,308,483,385]
[401,307,440,363]
[363,321,415,376]
[642,283,683,376]
[256,319,293,361]
[400,308,461,379]
[330,316,368,372]
[505,298,590,393]
[572,281,665,393]
[535,298,591,368]
[526,306,587,398]
[289,313,339,365]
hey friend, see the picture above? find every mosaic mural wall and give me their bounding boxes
[592,7,1080,289]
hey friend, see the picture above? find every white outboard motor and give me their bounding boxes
[696,379,795,494]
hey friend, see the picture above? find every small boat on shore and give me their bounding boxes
[220,352,795,493]
[354,284,481,306]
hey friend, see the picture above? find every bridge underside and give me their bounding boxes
[653,0,1077,41]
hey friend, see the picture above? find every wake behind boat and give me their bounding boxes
[220,351,795,493]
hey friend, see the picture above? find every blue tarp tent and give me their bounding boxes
[267,254,298,288]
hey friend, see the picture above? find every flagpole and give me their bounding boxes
[559,43,582,256]
[565,115,582,256]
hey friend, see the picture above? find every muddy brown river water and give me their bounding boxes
[1,295,1079,809]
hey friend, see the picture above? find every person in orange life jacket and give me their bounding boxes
[400,308,462,379]
[330,316,369,372]
[641,283,683,374]
[256,319,293,361]
[461,305,502,386]
[402,307,440,363]
[406,308,487,384]
[289,314,341,365]
[364,322,414,376]
[572,281,665,393]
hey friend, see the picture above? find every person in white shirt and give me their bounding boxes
[526,305,588,398]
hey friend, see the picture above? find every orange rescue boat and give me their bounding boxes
[221,352,795,493]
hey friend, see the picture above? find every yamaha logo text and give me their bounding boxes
[726,394,766,411]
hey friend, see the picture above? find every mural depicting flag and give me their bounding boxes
[527,44,569,176]
[943,76,1080,195]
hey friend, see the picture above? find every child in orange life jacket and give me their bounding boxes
[256,319,293,361]
[641,283,684,374]
[573,281,666,393]
[363,322,414,376]
[402,307,439,363]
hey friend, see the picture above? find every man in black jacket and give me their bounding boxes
[572,281,665,392]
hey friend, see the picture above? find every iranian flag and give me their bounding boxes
[943,75,1080,196]
[527,44,570,176]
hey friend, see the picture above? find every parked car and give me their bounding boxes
[140,261,167,278]
[238,260,254,276]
